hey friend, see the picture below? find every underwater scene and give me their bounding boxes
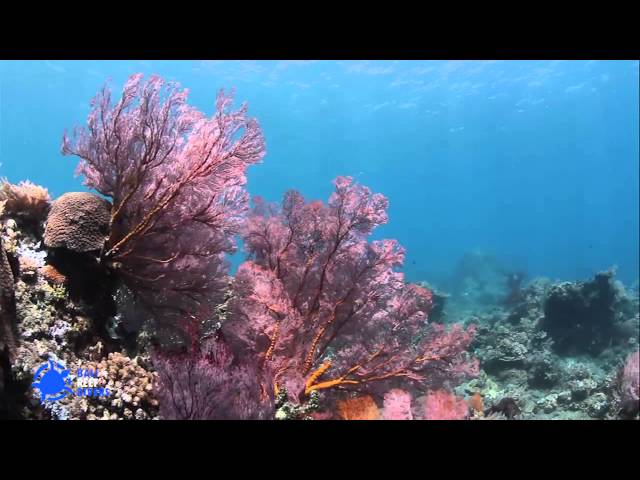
[0,60,638,420]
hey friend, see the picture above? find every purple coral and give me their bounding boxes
[62,74,266,330]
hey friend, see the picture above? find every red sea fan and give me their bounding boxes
[62,74,265,331]
[224,177,477,403]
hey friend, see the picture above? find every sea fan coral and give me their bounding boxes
[0,179,51,225]
[43,192,111,253]
[336,395,380,420]
[423,390,469,420]
[62,73,265,334]
[619,350,639,418]
[224,177,477,403]
[153,335,274,420]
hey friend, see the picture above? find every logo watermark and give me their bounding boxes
[32,356,111,405]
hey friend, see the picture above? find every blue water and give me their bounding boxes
[1,60,638,285]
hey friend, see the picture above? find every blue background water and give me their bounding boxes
[0,60,638,285]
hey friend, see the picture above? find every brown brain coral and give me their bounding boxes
[0,179,51,223]
[44,192,112,253]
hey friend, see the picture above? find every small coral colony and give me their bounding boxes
[0,74,638,420]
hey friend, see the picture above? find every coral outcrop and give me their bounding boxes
[43,192,111,253]
[0,179,51,233]
[451,268,639,419]
[541,269,634,355]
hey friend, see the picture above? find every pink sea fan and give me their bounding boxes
[224,177,477,402]
[62,74,265,332]
[620,350,639,416]
[153,335,274,420]
[382,389,414,420]
[423,390,469,420]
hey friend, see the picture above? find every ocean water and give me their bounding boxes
[0,60,638,286]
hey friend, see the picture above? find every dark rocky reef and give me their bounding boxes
[541,269,637,356]
[455,270,638,419]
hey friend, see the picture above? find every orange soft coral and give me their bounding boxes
[18,256,40,282]
[336,395,380,420]
[40,264,67,286]
[468,391,484,413]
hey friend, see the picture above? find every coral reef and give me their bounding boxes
[382,388,414,420]
[449,267,639,419]
[0,205,155,420]
[2,72,637,422]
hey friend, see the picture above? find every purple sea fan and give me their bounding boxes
[62,73,266,331]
